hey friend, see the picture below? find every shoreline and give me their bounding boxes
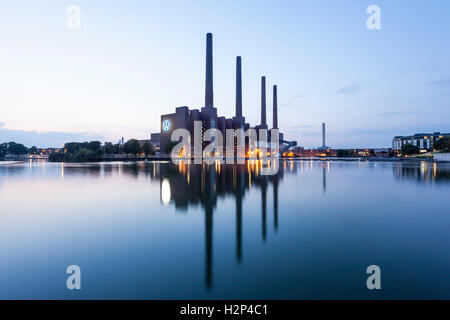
[2,157,447,164]
[0,161,26,165]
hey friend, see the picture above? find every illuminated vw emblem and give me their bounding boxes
[162,119,171,132]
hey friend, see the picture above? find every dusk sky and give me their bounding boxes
[1,0,449,148]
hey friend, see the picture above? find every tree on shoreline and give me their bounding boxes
[123,139,142,157]
[29,146,38,155]
[163,141,178,156]
[0,142,28,157]
[142,141,155,158]
[401,143,420,156]
[48,141,104,162]
[434,137,450,152]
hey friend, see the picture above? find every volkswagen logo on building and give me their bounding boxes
[162,119,171,132]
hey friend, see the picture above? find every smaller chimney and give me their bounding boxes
[322,123,326,148]
[261,76,267,127]
[273,85,278,129]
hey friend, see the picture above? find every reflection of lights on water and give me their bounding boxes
[420,161,426,174]
[433,162,437,179]
[161,179,171,205]
[420,161,429,184]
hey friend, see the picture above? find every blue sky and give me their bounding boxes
[0,0,449,148]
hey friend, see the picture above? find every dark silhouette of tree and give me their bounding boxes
[434,137,450,152]
[87,141,101,152]
[0,143,7,157]
[401,143,420,155]
[142,142,155,157]
[123,139,142,156]
[104,142,123,154]
[7,142,28,155]
[64,141,102,153]
[163,141,178,155]
[29,146,38,154]
[103,142,115,154]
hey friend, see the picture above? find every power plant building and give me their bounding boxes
[156,33,291,155]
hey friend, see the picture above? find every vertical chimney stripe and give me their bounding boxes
[273,85,278,129]
[236,56,242,118]
[322,123,326,148]
[261,76,266,127]
[205,33,214,108]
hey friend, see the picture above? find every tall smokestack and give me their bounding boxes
[205,33,214,108]
[322,123,326,148]
[273,85,278,129]
[261,76,266,127]
[236,56,242,118]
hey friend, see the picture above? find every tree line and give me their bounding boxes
[49,139,156,162]
[0,142,38,158]
[1,139,156,162]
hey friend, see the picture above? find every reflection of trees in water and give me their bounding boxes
[393,162,450,185]
[63,165,101,177]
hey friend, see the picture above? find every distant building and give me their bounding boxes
[137,139,151,146]
[354,149,372,157]
[138,133,161,153]
[150,133,161,152]
[392,132,450,151]
[292,147,337,157]
[373,148,391,158]
[302,149,336,157]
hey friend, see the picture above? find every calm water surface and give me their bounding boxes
[0,160,449,299]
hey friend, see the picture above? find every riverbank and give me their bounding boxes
[42,156,447,163]
[0,161,25,165]
[5,155,447,163]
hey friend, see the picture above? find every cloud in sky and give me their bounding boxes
[377,111,421,117]
[0,122,105,148]
[337,83,363,95]
[285,124,321,138]
[427,78,450,87]
[288,124,315,129]
[279,94,308,107]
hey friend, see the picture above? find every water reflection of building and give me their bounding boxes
[393,162,450,185]
[53,160,450,289]
[157,161,285,289]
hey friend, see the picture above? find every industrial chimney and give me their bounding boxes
[273,85,278,129]
[205,33,214,108]
[261,76,267,128]
[322,123,326,148]
[236,56,242,118]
